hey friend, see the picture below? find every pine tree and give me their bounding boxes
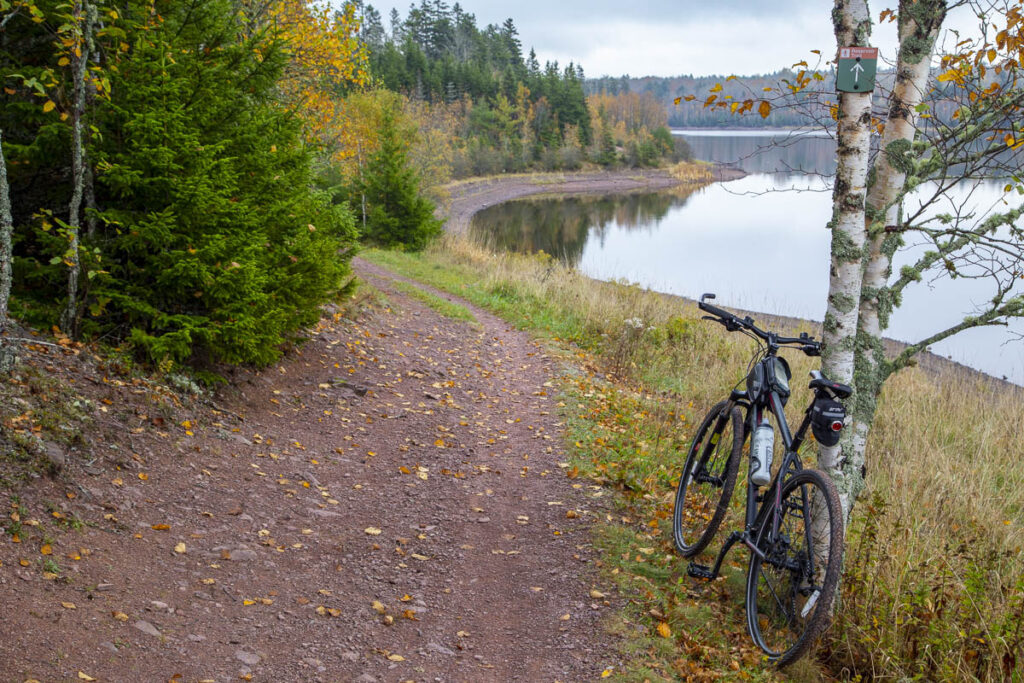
[359,105,441,250]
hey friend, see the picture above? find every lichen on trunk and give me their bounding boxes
[840,0,946,520]
[0,129,16,372]
[821,0,873,510]
[59,0,97,336]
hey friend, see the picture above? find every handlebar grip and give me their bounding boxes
[698,300,733,322]
[802,344,821,357]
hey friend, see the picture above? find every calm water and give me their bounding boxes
[470,130,1024,384]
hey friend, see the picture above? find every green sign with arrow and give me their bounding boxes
[836,46,878,93]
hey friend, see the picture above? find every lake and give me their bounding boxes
[470,130,1024,385]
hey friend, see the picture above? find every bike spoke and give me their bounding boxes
[746,469,842,667]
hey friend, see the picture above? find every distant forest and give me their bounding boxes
[585,72,915,129]
[354,1,689,175]
[586,72,835,128]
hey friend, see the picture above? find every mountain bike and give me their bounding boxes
[673,293,849,667]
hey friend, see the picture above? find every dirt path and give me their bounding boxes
[0,261,619,682]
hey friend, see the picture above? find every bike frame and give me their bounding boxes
[690,347,820,582]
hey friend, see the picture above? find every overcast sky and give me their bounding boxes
[357,1,983,78]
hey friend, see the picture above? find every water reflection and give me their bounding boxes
[471,189,699,264]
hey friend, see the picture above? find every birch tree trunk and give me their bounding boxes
[59,0,96,336]
[820,0,874,520]
[845,0,947,515]
[0,129,16,372]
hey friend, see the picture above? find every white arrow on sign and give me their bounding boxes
[851,61,865,83]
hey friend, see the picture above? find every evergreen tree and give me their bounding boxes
[358,105,441,250]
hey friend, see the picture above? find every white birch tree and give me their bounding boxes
[0,129,15,372]
[823,0,1024,522]
[58,0,97,335]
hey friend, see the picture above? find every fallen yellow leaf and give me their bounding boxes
[173,542,187,554]
[601,668,614,678]
[62,601,76,609]
[112,611,129,621]
[657,622,672,638]
[387,654,405,662]
[40,544,53,555]
[138,473,149,481]
[77,673,96,681]
[364,527,382,536]
[372,600,386,614]
[151,524,170,531]
[589,589,605,599]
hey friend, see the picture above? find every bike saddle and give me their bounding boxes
[808,371,853,399]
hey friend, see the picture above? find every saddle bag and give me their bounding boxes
[810,398,846,447]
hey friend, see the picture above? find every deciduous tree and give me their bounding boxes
[0,129,15,371]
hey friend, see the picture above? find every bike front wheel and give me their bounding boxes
[673,401,742,557]
[745,467,843,667]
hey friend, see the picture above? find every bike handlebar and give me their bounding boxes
[699,293,821,355]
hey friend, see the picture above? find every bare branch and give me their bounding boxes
[886,294,1024,377]
[0,7,22,30]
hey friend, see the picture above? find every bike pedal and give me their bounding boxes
[687,562,715,580]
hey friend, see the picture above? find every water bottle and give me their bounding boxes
[750,419,774,487]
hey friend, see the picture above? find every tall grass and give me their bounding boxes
[362,235,1024,680]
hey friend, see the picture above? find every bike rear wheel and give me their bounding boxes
[673,401,742,557]
[745,467,843,667]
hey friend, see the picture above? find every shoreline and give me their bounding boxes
[439,165,743,234]
[439,166,1022,392]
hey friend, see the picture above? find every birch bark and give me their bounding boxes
[844,0,947,518]
[821,0,874,519]
[59,0,97,336]
[0,130,16,372]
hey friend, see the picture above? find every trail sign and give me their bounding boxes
[836,46,878,93]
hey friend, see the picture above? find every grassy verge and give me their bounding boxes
[362,237,1024,681]
[387,279,478,325]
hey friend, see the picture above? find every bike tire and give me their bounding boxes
[673,401,742,557]
[745,467,843,667]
